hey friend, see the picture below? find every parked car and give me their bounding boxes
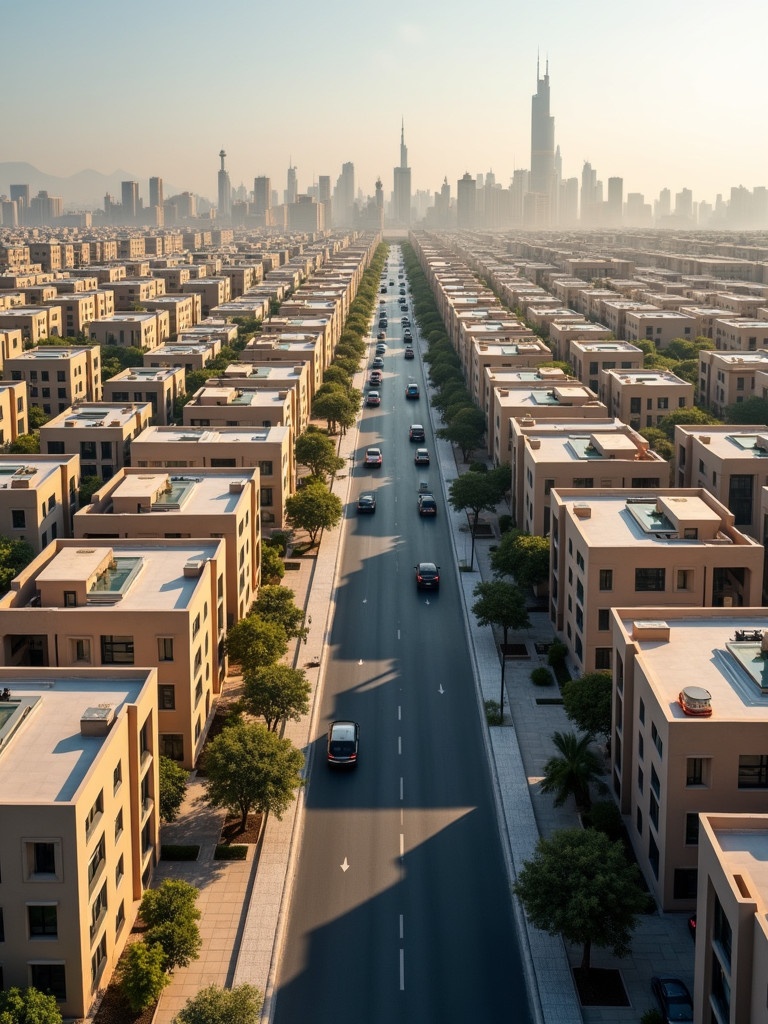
[364,447,382,467]
[357,493,376,513]
[414,448,430,465]
[375,342,387,354]
[405,382,420,399]
[376,331,386,340]
[414,561,440,590]
[368,370,382,385]
[650,976,693,1023]
[372,356,384,369]
[327,720,359,767]
[400,304,408,312]
[409,423,425,441]
[366,390,381,406]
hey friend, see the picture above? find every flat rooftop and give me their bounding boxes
[133,425,288,445]
[560,492,730,547]
[45,404,146,428]
[531,432,647,462]
[98,472,252,516]
[619,612,768,721]
[716,319,768,328]
[0,460,68,489]
[708,826,768,906]
[112,367,180,381]
[698,431,768,461]
[9,347,91,359]
[605,369,688,386]
[571,341,642,353]
[0,673,151,801]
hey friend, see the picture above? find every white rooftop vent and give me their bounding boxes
[80,704,115,736]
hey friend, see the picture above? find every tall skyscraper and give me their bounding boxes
[285,163,298,205]
[456,172,476,229]
[217,149,231,221]
[607,176,623,226]
[121,180,138,222]
[334,162,355,227]
[149,176,163,210]
[253,176,271,217]
[530,58,556,201]
[393,120,412,226]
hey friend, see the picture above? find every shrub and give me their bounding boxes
[468,460,488,473]
[215,844,248,860]
[584,800,624,841]
[498,514,514,534]
[531,667,554,686]
[266,531,290,555]
[161,844,200,861]
[484,699,502,725]
[547,640,568,668]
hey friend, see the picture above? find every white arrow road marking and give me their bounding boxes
[341,858,350,873]
[438,684,445,695]
[362,597,367,603]
[425,598,430,605]
[358,659,363,665]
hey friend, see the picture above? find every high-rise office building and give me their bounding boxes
[607,176,623,226]
[10,184,29,225]
[253,176,271,219]
[456,172,476,229]
[149,176,163,210]
[334,162,355,227]
[285,163,298,206]
[121,180,139,222]
[529,57,556,223]
[217,149,231,221]
[393,120,412,226]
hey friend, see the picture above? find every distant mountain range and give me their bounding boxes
[0,162,188,210]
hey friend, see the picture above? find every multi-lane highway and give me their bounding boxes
[272,247,533,1023]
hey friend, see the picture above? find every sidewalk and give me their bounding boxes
[150,291,695,1024]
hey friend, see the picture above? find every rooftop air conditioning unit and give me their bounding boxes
[183,560,204,578]
[572,503,592,519]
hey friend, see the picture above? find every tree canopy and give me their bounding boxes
[261,542,286,583]
[562,672,613,740]
[0,537,35,595]
[225,614,288,670]
[725,395,768,425]
[171,984,264,1024]
[119,940,170,1012]
[312,384,359,434]
[471,580,530,645]
[203,720,305,830]
[159,755,188,823]
[437,419,485,461]
[540,730,605,811]
[252,585,307,640]
[242,663,311,731]
[448,467,509,569]
[656,406,720,440]
[0,987,63,1024]
[285,482,343,544]
[491,531,550,589]
[514,827,647,968]
[140,880,202,973]
[294,429,344,483]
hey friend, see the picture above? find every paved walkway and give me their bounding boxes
[150,289,695,1024]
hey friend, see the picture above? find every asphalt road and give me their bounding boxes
[272,250,533,1023]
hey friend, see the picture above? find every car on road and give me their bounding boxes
[366,390,381,406]
[417,493,437,515]
[375,342,387,353]
[409,423,425,441]
[415,561,440,590]
[414,447,430,465]
[404,346,415,359]
[389,280,394,285]
[372,356,384,369]
[405,382,420,399]
[357,493,376,513]
[650,976,693,1023]
[376,330,386,340]
[403,330,412,342]
[400,304,408,312]
[368,370,382,386]
[380,286,387,293]
[364,447,382,467]
[327,720,359,767]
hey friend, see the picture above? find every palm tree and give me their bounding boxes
[540,731,604,812]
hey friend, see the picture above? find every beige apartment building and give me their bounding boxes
[209,363,310,437]
[241,334,324,398]
[698,349,768,417]
[548,321,614,361]
[0,454,80,551]
[0,326,23,372]
[143,337,222,372]
[143,293,201,335]
[75,467,260,623]
[40,402,152,480]
[609,609,768,912]
[713,318,768,352]
[550,489,763,674]
[516,426,669,536]
[677,305,732,339]
[675,424,768,541]
[0,379,28,441]
[623,309,697,346]
[0,667,159,1019]
[489,375,607,465]
[259,318,335,373]
[0,538,226,768]
[600,299,659,339]
[44,289,115,337]
[568,340,644,396]
[103,365,185,426]
[105,278,166,311]
[0,306,63,343]
[469,336,553,408]
[694,813,768,1024]
[130,424,292,527]
[6,345,102,415]
[183,386,293,436]
[602,367,694,431]
[89,311,170,350]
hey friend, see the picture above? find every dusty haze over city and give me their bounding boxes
[2,0,766,205]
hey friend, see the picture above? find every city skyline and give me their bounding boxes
[2,0,767,208]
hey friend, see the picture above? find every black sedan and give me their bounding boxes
[415,561,440,590]
[650,976,693,1023]
[357,493,376,513]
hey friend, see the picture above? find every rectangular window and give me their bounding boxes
[85,791,103,838]
[32,842,56,876]
[258,460,273,475]
[650,764,660,798]
[714,895,733,969]
[260,487,273,507]
[192,614,200,639]
[635,567,665,592]
[87,834,106,886]
[101,635,134,664]
[80,440,96,460]
[71,638,90,663]
[64,590,77,607]
[159,685,176,710]
[114,809,123,842]
[738,754,768,789]
[92,933,107,983]
[636,807,642,835]
[595,648,612,670]
[638,732,644,760]
[598,609,610,631]
[599,569,613,591]
[157,637,174,661]
[648,834,659,878]
[28,903,58,937]
[686,757,705,786]
[639,698,645,724]
[651,722,663,757]
[11,509,25,529]
[30,963,66,1002]
[649,793,659,829]
[116,855,125,888]
[637,765,644,793]
[673,868,698,901]
[685,813,700,845]
[161,734,184,760]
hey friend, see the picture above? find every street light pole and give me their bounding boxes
[500,649,506,722]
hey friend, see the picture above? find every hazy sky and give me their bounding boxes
[3,0,767,206]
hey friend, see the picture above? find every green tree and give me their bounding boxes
[140,879,202,972]
[0,987,63,1024]
[225,614,288,669]
[261,543,285,583]
[639,427,674,462]
[27,406,51,430]
[159,755,188,823]
[656,406,720,440]
[725,395,768,425]
[253,585,307,641]
[665,337,714,361]
[242,663,311,730]
[471,580,530,646]
[437,419,485,461]
[78,475,103,506]
[120,941,170,1011]
[285,482,343,544]
[492,531,550,589]
[6,432,40,454]
[514,827,647,969]
[562,672,613,740]
[322,365,353,389]
[312,385,358,435]
[295,429,344,482]
[540,730,605,811]
[448,470,508,570]
[0,537,35,594]
[203,720,305,831]
[172,984,263,1024]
